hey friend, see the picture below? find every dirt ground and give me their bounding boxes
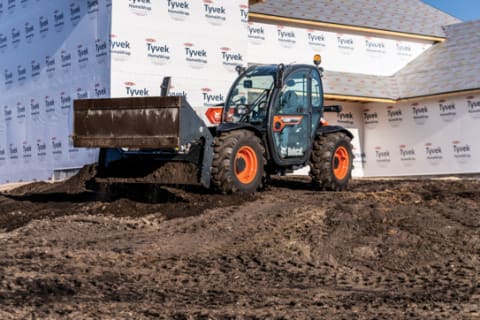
[0,169,479,319]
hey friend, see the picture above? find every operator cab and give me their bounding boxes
[222,57,325,167]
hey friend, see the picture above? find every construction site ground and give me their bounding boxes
[0,168,479,319]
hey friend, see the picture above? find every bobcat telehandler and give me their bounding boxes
[73,55,354,193]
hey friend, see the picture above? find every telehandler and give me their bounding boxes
[73,55,353,193]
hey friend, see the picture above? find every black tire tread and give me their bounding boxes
[309,132,353,191]
[211,130,266,194]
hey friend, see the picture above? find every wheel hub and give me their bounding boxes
[234,146,258,184]
[333,146,349,180]
[236,157,246,173]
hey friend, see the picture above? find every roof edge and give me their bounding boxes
[249,13,446,42]
[324,94,397,104]
[325,88,480,104]
[397,88,480,102]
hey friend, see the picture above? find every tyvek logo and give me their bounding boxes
[124,82,149,97]
[0,33,7,53]
[30,98,40,121]
[411,102,429,125]
[168,85,187,99]
[110,34,131,61]
[386,106,403,127]
[39,16,49,38]
[11,27,21,48]
[22,140,33,163]
[4,68,14,86]
[77,87,88,99]
[87,0,99,18]
[452,140,471,163]
[365,37,386,55]
[167,0,190,21]
[184,43,208,69]
[4,104,13,121]
[424,142,443,165]
[45,95,56,118]
[239,4,248,26]
[396,41,412,57]
[53,10,65,32]
[145,38,170,65]
[60,92,72,115]
[374,146,390,168]
[51,137,63,159]
[70,2,81,26]
[202,88,224,107]
[7,0,16,14]
[24,22,34,43]
[9,144,19,162]
[94,83,107,97]
[16,101,26,123]
[129,0,152,16]
[0,2,3,17]
[106,0,112,8]
[60,49,72,72]
[337,34,354,53]
[20,0,28,8]
[36,139,47,160]
[438,99,456,122]
[337,111,354,126]
[77,44,89,68]
[17,64,27,83]
[363,109,379,129]
[220,47,243,72]
[45,55,55,77]
[466,96,480,119]
[307,30,326,50]
[277,26,296,48]
[204,0,226,25]
[399,144,416,166]
[95,39,108,64]
[248,23,265,44]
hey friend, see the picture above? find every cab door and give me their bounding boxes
[269,68,312,164]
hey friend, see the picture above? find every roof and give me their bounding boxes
[394,19,480,99]
[250,0,460,38]
[323,71,398,101]
[322,20,480,100]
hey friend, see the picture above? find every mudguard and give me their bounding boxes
[316,125,354,140]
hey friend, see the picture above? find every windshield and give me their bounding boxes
[224,66,276,124]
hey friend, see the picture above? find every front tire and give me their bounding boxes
[309,132,353,191]
[211,130,265,194]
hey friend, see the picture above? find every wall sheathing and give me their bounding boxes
[0,0,111,184]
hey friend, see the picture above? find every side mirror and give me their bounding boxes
[235,65,246,75]
[235,104,251,115]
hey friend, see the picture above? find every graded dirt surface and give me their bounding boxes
[0,172,479,319]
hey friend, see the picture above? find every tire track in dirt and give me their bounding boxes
[0,175,479,318]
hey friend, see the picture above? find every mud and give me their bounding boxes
[0,172,479,319]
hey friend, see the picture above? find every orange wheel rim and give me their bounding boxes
[234,146,258,184]
[333,146,349,180]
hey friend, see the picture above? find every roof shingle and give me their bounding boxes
[251,0,460,38]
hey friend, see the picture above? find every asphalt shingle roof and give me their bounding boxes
[321,20,480,100]
[323,71,398,100]
[251,0,460,38]
[394,19,480,98]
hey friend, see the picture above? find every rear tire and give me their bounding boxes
[309,132,353,191]
[211,130,265,194]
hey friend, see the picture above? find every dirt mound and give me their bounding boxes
[0,177,479,319]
